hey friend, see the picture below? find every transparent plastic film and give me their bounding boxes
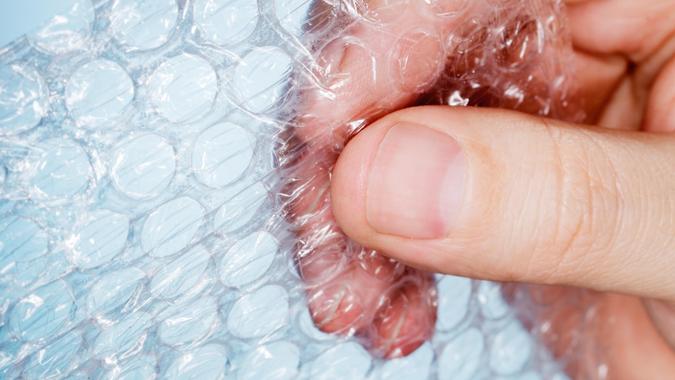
[0,1,604,379]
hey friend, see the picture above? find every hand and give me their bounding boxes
[322,0,675,378]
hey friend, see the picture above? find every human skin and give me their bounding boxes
[289,0,675,378]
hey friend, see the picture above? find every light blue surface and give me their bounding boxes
[0,0,78,48]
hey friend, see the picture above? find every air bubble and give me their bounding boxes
[227,285,289,338]
[30,139,92,199]
[93,311,152,359]
[192,122,255,188]
[104,355,157,380]
[309,342,372,380]
[8,280,74,342]
[149,245,211,299]
[147,54,218,123]
[438,328,485,380]
[0,217,48,263]
[380,342,433,380]
[489,321,533,375]
[23,331,82,379]
[0,64,47,136]
[67,210,130,270]
[65,59,134,127]
[219,231,278,288]
[436,275,472,331]
[165,344,228,380]
[158,296,218,346]
[478,281,510,320]
[237,341,300,380]
[141,197,205,257]
[111,133,176,200]
[109,0,178,51]
[232,47,292,114]
[193,0,259,46]
[214,179,267,232]
[86,267,144,316]
[29,0,94,54]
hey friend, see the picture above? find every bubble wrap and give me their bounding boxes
[0,0,589,379]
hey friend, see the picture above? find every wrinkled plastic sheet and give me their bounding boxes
[0,1,581,379]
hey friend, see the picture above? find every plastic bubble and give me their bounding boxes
[65,59,134,127]
[29,0,94,54]
[147,54,218,123]
[110,0,178,51]
[193,0,259,46]
[0,64,47,136]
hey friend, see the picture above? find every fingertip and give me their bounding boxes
[331,118,392,246]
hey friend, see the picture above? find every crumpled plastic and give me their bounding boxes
[0,0,599,379]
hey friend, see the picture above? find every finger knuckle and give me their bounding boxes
[534,125,623,284]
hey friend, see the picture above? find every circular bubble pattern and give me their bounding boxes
[65,59,134,127]
[147,54,218,123]
[192,122,255,188]
[232,46,292,113]
[111,133,176,199]
[193,0,259,46]
[109,0,178,51]
[30,139,92,199]
[0,0,567,378]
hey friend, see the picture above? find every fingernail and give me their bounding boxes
[366,122,466,239]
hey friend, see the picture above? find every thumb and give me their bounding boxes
[331,106,675,301]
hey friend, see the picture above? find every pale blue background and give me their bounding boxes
[0,0,78,47]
